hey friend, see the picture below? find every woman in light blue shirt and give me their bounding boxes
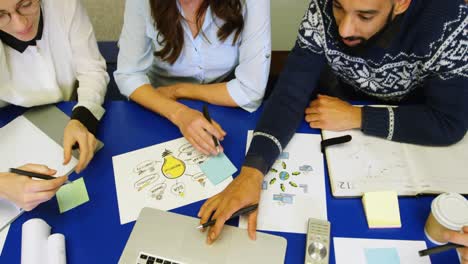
[115,0,271,155]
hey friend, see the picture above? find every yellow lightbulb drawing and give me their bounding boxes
[161,150,186,179]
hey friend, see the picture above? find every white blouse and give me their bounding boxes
[0,0,109,120]
[115,0,271,112]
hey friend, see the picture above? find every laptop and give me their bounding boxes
[119,207,287,264]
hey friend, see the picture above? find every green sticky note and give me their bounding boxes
[56,177,90,213]
[200,153,237,185]
[365,248,400,264]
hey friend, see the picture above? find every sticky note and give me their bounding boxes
[56,177,90,213]
[362,191,401,228]
[200,153,237,185]
[365,248,400,264]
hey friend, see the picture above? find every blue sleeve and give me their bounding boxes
[362,75,468,145]
[243,44,326,174]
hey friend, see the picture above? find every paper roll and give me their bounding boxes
[21,218,67,264]
[48,234,66,264]
[21,219,51,264]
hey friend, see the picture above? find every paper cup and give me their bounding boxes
[424,193,468,245]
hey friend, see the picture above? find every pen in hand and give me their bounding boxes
[10,168,72,185]
[202,105,220,154]
[196,204,259,229]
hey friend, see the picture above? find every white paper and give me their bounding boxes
[0,225,9,256]
[0,198,22,231]
[21,218,66,264]
[0,198,23,255]
[239,132,327,234]
[323,129,468,196]
[0,116,78,176]
[112,137,233,224]
[333,237,431,264]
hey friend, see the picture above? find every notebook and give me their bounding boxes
[0,106,103,240]
[322,129,468,197]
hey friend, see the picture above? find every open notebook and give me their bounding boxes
[322,129,468,197]
[0,106,103,247]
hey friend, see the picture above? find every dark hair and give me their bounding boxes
[149,0,244,64]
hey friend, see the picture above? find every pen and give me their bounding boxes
[202,105,220,153]
[418,243,464,257]
[320,135,352,153]
[9,168,72,184]
[196,204,259,229]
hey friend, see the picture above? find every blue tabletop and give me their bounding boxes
[0,101,461,264]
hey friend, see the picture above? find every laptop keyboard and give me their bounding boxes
[136,252,184,264]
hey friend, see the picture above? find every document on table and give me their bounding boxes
[334,237,430,264]
[0,198,22,255]
[112,137,233,224]
[322,129,468,197]
[239,131,327,234]
[0,225,10,256]
[0,115,78,253]
[0,115,78,176]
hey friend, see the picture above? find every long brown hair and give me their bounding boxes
[149,0,244,64]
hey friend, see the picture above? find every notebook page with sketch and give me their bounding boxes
[322,129,468,197]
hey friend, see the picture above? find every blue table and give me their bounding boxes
[0,101,461,264]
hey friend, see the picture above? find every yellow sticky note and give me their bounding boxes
[362,191,401,228]
[56,177,90,213]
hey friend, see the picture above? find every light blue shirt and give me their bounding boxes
[114,0,271,112]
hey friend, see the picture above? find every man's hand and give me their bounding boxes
[63,120,97,173]
[305,95,362,131]
[173,107,226,156]
[444,226,468,264]
[198,166,263,244]
[0,164,68,211]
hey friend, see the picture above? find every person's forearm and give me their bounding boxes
[243,45,327,174]
[362,105,466,146]
[175,83,238,107]
[130,84,189,125]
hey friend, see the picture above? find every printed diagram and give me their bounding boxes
[131,143,209,201]
[262,152,313,205]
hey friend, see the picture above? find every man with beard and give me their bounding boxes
[198,0,468,245]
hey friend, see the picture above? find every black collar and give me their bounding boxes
[0,9,44,53]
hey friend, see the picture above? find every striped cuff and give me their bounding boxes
[386,107,395,141]
[252,132,283,154]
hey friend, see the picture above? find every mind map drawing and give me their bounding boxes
[113,138,232,224]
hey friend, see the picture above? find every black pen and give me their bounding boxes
[196,204,259,229]
[419,243,464,257]
[202,105,220,153]
[10,168,72,184]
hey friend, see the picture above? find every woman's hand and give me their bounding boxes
[63,120,97,173]
[173,107,226,155]
[0,164,67,211]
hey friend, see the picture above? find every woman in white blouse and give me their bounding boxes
[0,0,108,210]
[115,0,271,156]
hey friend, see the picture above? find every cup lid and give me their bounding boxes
[431,193,468,231]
